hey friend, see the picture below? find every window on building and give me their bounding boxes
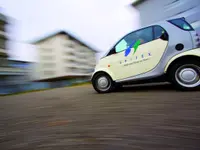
[86,68,94,73]
[42,48,52,52]
[42,56,53,60]
[78,55,86,59]
[69,42,75,48]
[0,57,8,67]
[43,63,55,67]
[43,70,55,76]
[68,59,76,63]
[0,24,5,31]
[68,67,76,72]
[68,51,74,56]
[0,37,6,49]
[115,27,154,53]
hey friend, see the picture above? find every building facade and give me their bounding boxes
[0,59,32,95]
[132,0,200,33]
[7,60,32,83]
[0,12,33,94]
[0,12,8,70]
[31,31,97,81]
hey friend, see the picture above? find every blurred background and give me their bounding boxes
[0,0,200,95]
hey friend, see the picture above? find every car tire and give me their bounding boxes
[92,72,115,93]
[168,59,200,91]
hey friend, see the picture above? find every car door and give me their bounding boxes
[109,25,169,81]
[103,42,127,80]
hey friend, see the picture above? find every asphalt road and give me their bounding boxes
[0,83,200,150]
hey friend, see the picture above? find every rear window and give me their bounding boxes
[168,18,194,31]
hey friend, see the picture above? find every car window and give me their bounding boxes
[115,27,154,53]
[168,18,194,31]
[154,26,165,39]
[115,39,128,53]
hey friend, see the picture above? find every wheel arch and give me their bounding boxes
[91,70,114,82]
[165,55,200,74]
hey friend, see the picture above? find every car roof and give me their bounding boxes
[139,17,186,29]
[139,20,168,29]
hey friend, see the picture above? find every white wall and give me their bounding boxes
[135,0,200,32]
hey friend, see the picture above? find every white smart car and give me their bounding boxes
[91,17,200,93]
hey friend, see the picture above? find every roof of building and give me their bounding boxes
[8,59,33,64]
[30,30,100,53]
[132,0,147,6]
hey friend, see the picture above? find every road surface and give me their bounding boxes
[0,83,200,150]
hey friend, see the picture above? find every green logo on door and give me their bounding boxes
[125,39,141,57]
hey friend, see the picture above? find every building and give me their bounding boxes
[0,12,32,95]
[8,59,32,82]
[132,0,200,33]
[31,31,97,82]
[0,58,33,95]
[2,59,32,89]
[0,12,8,69]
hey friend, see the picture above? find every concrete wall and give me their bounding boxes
[134,0,200,32]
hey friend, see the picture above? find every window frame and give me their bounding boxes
[106,25,168,56]
[114,26,154,54]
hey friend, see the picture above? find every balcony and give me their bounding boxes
[0,30,6,37]
[0,48,6,55]
[66,61,78,68]
[67,54,78,60]
[39,55,55,62]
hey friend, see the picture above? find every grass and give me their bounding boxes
[69,81,91,87]
[0,81,92,97]
[0,88,51,97]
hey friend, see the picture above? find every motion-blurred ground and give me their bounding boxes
[0,83,200,150]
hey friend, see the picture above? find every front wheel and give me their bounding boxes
[92,73,115,93]
[168,60,200,91]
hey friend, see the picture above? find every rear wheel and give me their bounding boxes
[92,72,115,93]
[168,59,200,91]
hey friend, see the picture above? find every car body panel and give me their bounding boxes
[164,48,200,73]
[109,38,168,81]
[93,66,116,80]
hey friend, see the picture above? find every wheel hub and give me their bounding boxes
[175,65,200,88]
[179,68,198,83]
[97,77,109,89]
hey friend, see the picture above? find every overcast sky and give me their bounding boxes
[0,0,140,62]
